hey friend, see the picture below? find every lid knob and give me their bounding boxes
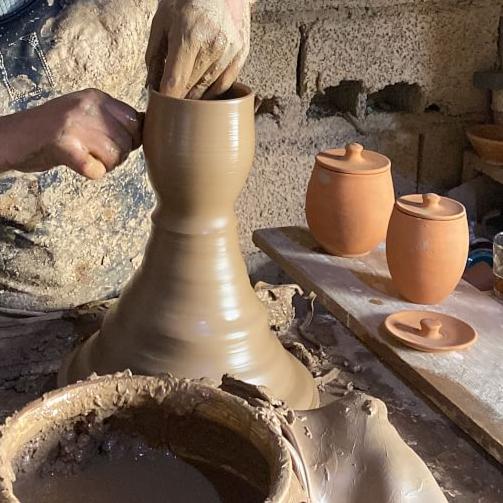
[422,193,442,209]
[419,318,443,339]
[344,143,364,162]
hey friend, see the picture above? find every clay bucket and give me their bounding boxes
[305,143,395,257]
[0,374,306,503]
[386,193,469,304]
[59,84,317,410]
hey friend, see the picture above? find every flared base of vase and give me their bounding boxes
[58,330,319,410]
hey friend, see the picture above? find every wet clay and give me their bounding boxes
[290,392,448,503]
[0,374,303,503]
[1,374,448,503]
[59,84,318,410]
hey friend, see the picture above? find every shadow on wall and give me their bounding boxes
[307,80,429,119]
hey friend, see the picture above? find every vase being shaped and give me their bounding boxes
[60,85,317,410]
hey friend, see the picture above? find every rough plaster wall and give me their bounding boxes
[0,0,158,309]
[0,0,500,308]
[239,0,501,263]
[301,4,499,115]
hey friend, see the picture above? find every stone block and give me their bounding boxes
[300,4,499,115]
[240,20,300,98]
[252,0,467,16]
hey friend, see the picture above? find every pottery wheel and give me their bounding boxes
[384,311,477,352]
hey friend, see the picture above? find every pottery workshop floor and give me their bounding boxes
[0,301,502,502]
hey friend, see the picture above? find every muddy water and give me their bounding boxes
[14,451,264,503]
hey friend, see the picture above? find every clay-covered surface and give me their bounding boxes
[0,302,502,502]
[0,373,291,503]
[60,85,317,410]
[0,0,500,311]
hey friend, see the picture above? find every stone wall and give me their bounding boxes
[240,0,501,269]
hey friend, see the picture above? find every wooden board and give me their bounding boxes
[464,149,503,184]
[253,226,503,464]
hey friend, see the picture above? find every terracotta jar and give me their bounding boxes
[59,84,317,411]
[0,374,306,503]
[386,193,469,304]
[305,143,395,257]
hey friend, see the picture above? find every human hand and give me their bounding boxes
[0,89,143,180]
[145,0,251,99]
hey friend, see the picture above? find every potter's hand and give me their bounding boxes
[0,89,142,180]
[146,0,252,99]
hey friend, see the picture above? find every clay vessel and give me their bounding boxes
[384,310,477,352]
[59,84,318,410]
[386,193,469,304]
[305,143,395,257]
[0,374,305,502]
[466,124,503,165]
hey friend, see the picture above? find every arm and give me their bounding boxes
[0,89,142,179]
[146,0,253,99]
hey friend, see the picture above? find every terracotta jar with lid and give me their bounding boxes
[386,193,469,304]
[305,143,395,257]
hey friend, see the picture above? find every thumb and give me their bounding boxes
[78,155,107,180]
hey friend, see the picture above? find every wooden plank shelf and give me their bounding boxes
[464,149,503,184]
[253,226,503,464]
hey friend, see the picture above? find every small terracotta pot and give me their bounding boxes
[305,143,395,257]
[386,193,469,304]
[466,124,503,165]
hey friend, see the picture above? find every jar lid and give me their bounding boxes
[384,310,477,352]
[315,143,391,174]
[396,193,466,221]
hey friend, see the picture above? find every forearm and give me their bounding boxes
[0,114,26,173]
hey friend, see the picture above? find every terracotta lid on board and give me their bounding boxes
[395,193,466,221]
[316,143,391,174]
[384,310,477,352]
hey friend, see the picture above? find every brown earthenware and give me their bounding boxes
[59,84,318,410]
[386,193,469,305]
[384,311,477,352]
[305,143,395,257]
[466,124,503,166]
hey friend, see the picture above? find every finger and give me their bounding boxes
[84,128,129,171]
[186,60,225,100]
[55,135,106,180]
[145,9,167,90]
[186,48,236,100]
[159,30,202,98]
[202,54,243,100]
[79,155,107,180]
[103,95,142,143]
[145,9,164,66]
[146,53,166,91]
[80,107,134,161]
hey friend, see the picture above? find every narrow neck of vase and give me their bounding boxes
[143,85,256,231]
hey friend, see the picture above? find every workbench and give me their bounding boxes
[0,278,501,501]
[253,226,503,465]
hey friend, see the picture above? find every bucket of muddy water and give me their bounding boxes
[0,374,305,503]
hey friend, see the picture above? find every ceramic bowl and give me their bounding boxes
[466,124,503,165]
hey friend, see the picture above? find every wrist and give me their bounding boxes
[0,111,51,174]
[0,114,22,172]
